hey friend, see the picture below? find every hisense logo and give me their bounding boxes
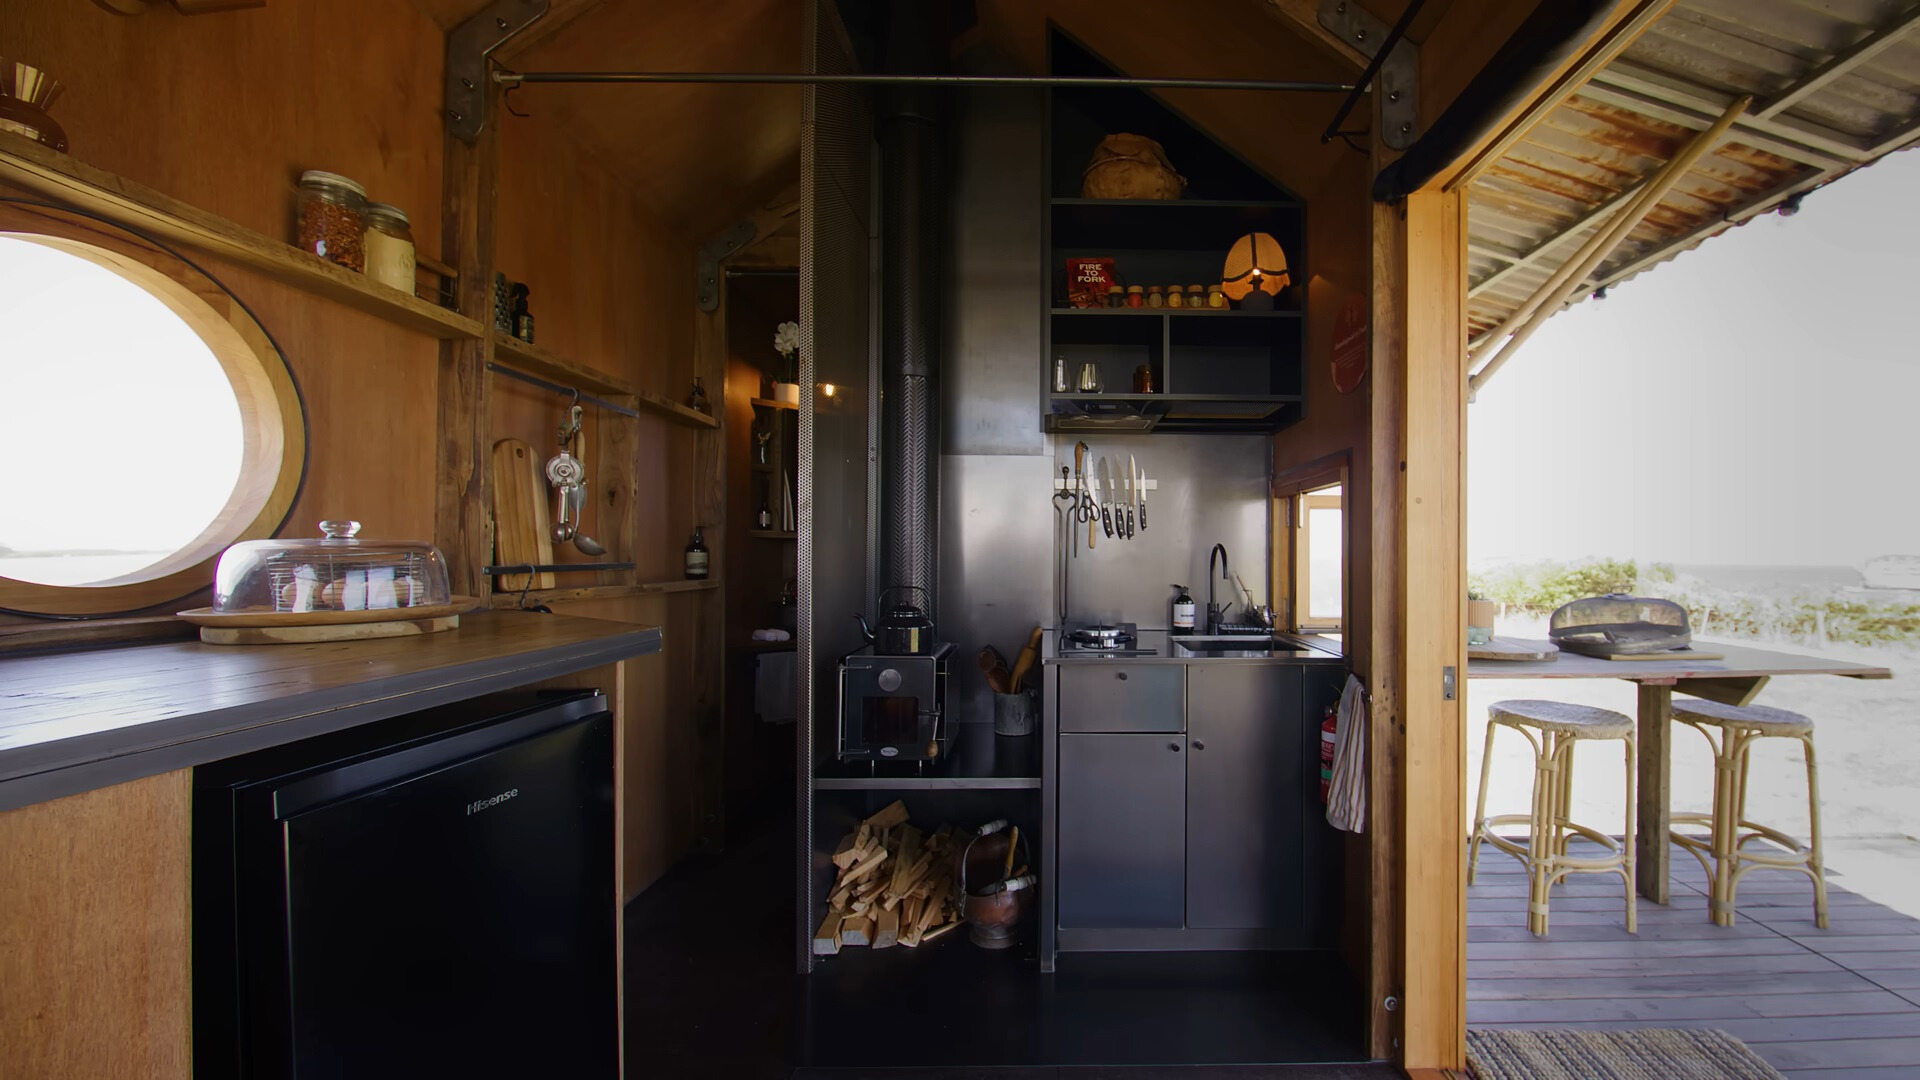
[466,788,520,815]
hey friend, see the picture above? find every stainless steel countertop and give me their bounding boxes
[1041,629,1346,665]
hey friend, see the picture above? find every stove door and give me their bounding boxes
[840,659,939,759]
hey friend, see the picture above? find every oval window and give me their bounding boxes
[0,222,304,616]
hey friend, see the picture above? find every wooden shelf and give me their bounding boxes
[488,579,719,608]
[0,133,486,341]
[751,397,799,411]
[490,335,718,429]
[491,335,634,396]
[639,578,720,593]
[749,530,797,540]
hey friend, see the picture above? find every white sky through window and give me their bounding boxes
[0,236,245,585]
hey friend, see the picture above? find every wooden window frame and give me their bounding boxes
[1270,451,1349,635]
[0,203,304,616]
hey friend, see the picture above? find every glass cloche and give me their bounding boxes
[211,520,452,614]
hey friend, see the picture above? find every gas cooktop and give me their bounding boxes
[1058,622,1161,658]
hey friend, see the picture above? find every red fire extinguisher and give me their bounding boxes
[1319,703,1338,804]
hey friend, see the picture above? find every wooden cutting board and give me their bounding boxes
[1469,637,1560,662]
[490,438,553,592]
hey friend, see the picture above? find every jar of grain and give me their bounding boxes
[363,202,416,295]
[1166,285,1185,309]
[1146,285,1163,308]
[296,171,367,271]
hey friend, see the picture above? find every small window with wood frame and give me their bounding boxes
[1272,456,1347,635]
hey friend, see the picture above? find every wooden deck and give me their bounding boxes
[1468,841,1920,1078]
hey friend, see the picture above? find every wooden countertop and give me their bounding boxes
[1465,639,1892,682]
[0,611,661,812]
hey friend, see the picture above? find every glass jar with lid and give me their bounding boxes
[212,520,452,614]
[363,202,416,294]
[295,170,368,271]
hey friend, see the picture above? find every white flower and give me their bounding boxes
[774,321,801,357]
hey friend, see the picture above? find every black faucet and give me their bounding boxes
[1207,543,1230,634]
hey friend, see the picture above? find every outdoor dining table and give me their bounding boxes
[1466,640,1892,904]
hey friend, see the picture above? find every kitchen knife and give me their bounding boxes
[1105,455,1121,534]
[1074,441,1093,551]
[1137,457,1148,531]
[1125,453,1137,538]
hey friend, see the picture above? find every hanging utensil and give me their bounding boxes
[569,486,606,555]
[1074,441,1094,551]
[1098,457,1114,539]
[1137,456,1148,532]
[1124,453,1136,538]
[1052,465,1077,618]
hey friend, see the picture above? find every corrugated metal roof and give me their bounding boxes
[1467,0,1920,345]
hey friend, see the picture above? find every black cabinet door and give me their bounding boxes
[1186,664,1304,932]
[1058,732,1187,927]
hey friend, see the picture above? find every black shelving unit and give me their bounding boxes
[1043,33,1307,434]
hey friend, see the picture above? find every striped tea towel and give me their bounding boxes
[1326,673,1367,833]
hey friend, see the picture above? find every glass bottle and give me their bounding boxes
[756,494,772,530]
[684,527,710,579]
[1053,353,1069,393]
[362,202,415,294]
[295,170,367,271]
[1077,361,1102,394]
[1172,584,1197,636]
[686,377,711,415]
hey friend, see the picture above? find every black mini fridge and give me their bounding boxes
[194,690,617,1079]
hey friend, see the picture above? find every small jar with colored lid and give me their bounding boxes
[1125,285,1144,308]
[1166,285,1185,309]
[1188,285,1208,310]
[1146,285,1164,308]
[1106,285,1126,308]
[295,170,368,271]
[363,202,416,295]
[1206,285,1227,310]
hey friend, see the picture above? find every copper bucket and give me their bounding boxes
[959,820,1036,949]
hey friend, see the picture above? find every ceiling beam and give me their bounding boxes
[1754,7,1920,120]
[1593,61,1875,162]
[1575,81,1854,169]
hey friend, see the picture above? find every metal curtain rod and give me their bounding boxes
[495,71,1361,93]
[485,362,642,419]
[1320,0,1425,143]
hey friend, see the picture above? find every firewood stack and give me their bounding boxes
[812,800,964,955]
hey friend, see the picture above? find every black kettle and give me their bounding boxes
[853,586,934,655]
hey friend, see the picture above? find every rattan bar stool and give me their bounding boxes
[1470,700,1638,935]
[1670,697,1828,929]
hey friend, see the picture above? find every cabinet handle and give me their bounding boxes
[1192,740,1206,750]
[1168,742,1181,752]
[1116,672,1128,681]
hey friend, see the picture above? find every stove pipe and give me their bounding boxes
[877,0,943,626]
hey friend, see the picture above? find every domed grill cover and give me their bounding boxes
[1548,594,1691,658]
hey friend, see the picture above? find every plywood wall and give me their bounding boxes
[4,0,723,894]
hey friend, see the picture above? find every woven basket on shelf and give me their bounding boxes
[1080,134,1186,200]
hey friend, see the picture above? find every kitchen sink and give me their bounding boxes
[1173,634,1335,659]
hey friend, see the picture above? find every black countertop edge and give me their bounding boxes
[0,620,662,814]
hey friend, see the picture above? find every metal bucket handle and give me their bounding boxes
[960,819,1035,897]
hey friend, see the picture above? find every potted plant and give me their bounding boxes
[1467,592,1497,647]
[772,320,801,405]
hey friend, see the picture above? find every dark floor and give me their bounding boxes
[1468,839,1920,1079]
[623,812,1375,1079]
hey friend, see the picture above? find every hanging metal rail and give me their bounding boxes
[493,71,1360,93]
[485,362,641,419]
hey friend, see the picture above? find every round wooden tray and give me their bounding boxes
[176,597,479,627]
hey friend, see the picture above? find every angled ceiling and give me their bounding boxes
[414,0,802,242]
[1467,0,1920,343]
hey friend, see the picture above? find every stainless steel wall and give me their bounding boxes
[934,45,1272,724]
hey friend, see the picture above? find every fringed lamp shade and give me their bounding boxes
[1221,232,1289,310]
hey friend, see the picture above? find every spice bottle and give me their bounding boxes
[1189,285,1209,312]
[295,170,367,271]
[684,527,710,579]
[510,283,534,343]
[1106,285,1125,308]
[1125,285,1144,308]
[1166,285,1185,309]
[1146,285,1163,308]
[1207,284,1227,310]
[1133,364,1155,393]
[362,202,415,294]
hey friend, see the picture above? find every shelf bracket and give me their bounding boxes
[696,218,758,311]
[445,0,550,143]
[1319,0,1420,149]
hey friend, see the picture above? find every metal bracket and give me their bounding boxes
[445,0,549,143]
[1442,665,1456,701]
[1320,0,1420,149]
[696,218,758,312]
